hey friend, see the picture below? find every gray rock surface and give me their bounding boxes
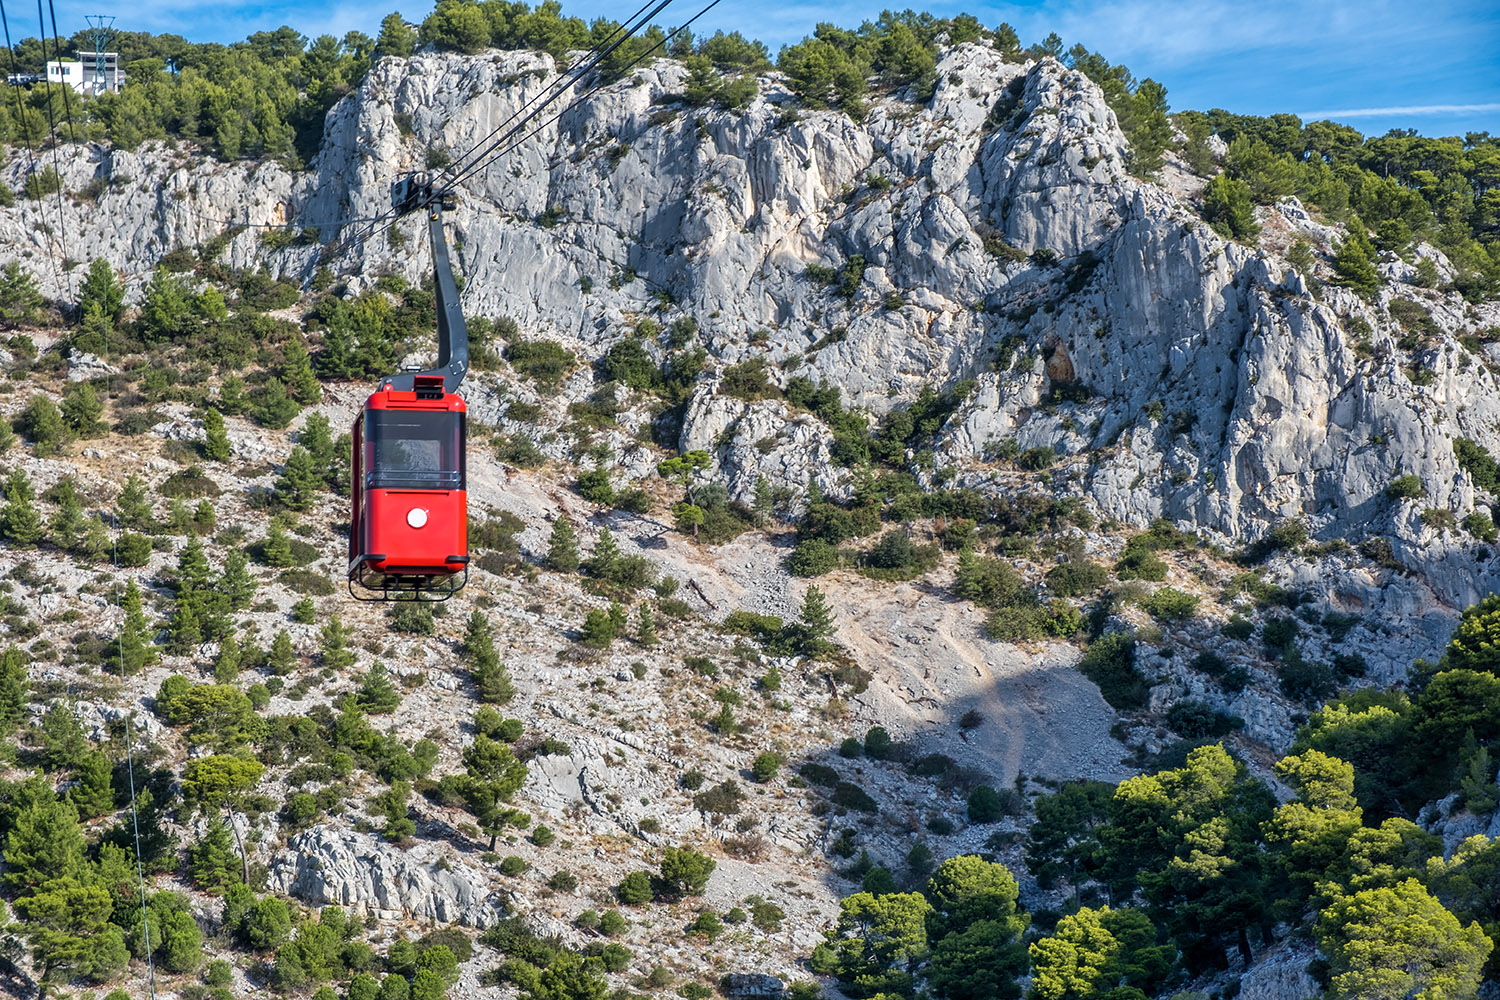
[1,41,1495,648]
[267,824,508,928]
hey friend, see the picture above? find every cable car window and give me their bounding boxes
[364,410,465,490]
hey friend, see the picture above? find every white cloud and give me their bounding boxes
[1298,103,1500,118]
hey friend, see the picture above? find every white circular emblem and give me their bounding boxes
[407,508,428,528]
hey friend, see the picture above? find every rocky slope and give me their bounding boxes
[0,35,1496,999]
[6,43,1497,653]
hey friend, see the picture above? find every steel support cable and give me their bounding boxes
[33,0,71,286]
[10,3,160,990]
[336,0,674,254]
[0,0,64,298]
[441,0,722,195]
[340,0,723,257]
[43,0,72,142]
[435,0,669,186]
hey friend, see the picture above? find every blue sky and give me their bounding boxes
[44,0,1500,139]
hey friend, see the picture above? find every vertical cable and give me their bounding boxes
[34,0,72,301]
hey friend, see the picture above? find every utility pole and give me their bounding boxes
[84,14,113,95]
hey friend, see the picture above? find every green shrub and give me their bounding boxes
[798,762,840,787]
[967,784,1022,822]
[118,532,153,567]
[1045,561,1109,596]
[1221,616,1254,640]
[1454,438,1500,492]
[1165,700,1240,738]
[1077,632,1146,711]
[1385,474,1424,500]
[1141,586,1200,621]
[1261,616,1300,653]
[831,781,877,813]
[751,753,780,782]
[787,538,840,576]
[506,339,577,391]
[617,870,654,904]
[499,856,528,876]
[1115,540,1168,581]
[1464,512,1499,542]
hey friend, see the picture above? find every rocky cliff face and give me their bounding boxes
[4,42,1497,644]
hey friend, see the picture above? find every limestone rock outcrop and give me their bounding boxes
[267,824,508,928]
[1,41,1495,647]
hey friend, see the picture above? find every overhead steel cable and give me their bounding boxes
[43,0,73,143]
[438,0,724,195]
[336,0,678,254]
[9,5,157,992]
[340,0,725,257]
[0,0,67,298]
[435,0,670,187]
[34,0,69,216]
[40,0,77,302]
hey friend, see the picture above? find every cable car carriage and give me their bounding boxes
[348,175,471,601]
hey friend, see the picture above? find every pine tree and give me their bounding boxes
[4,787,86,892]
[1287,238,1316,276]
[69,750,114,819]
[49,485,85,551]
[0,468,44,546]
[282,336,322,404]
[275,446,321,510]
[78,257,124,326]
[356,663,402,714]
[218,375,248,416]
[375,781,415,842]
[253,376,299,430]
[39,702,89,772]
[169,601,203,653]
[213,633,241,683]
[190,820,243,893]
[1333,217,1381,298]
[300,412,336,469]
[607,600,628,634]
[202,406,231,462]
[1202,174,1260,241]
[264,523,295,568]
[580,609,617,649]
[753,475,775,525]
[81,516,110,560]
[167,498,193,535]
[545,516,580,573]
[798,584,836,658]
[115,580,157,675]
[586,528,620,578]
[460,735,528,850]
[220,550,256,609]
[637,603,657,647]
[1460,744,1498,814]
[117,474,153,531]
[193,500,216,534]
[177,537,213,592]
[0,645,28,730]
[60,382,104,437]
[268,630,297,676]
[465,613,515,704]
[320,615,356,670]
[1,251,40,323]
[376,11,416,58]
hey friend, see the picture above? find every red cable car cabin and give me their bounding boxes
[348,175,471,600]
[348,381,468,598]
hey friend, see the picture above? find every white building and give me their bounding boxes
[44,51,123,94]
